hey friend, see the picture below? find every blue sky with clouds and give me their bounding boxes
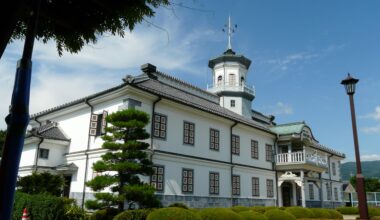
[0,0,379,162]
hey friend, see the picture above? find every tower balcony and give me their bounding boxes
[275,150,328,172]
[207,82,255,97]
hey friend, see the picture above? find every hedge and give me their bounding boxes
[239,210,268,220]
[264,209,296,220]
[309,208,331,219]
[285,207,313,219]
[147,207,201,220]
[250,207,267,214]
[327,209,343,219]
[168,203,189,209]
[199,208,243,220]
[12,191,65,220]
[336,207,358,215]
[90,208,119,220]
[232,206,251,213]
[114,209,154,220]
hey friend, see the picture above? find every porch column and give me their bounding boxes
[292,182,297,206]
[278,184,283,207]
[301,170,306,207]
[288,144,292,162]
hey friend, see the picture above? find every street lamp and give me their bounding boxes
[341,73,369,220]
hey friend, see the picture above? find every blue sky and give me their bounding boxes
[0,0,379,162]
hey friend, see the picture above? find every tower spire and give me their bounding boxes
[223,15,237,51]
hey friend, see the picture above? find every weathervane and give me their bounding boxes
[222,15,237,50]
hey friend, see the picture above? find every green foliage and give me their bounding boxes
[86,109,159,212]
[90,208,119,220]
[327,209,343,219]
[232,206,251,213]
[264,209,296,220]
[147,207,201,220]
[113,209,154,220]
[12,191,65,220]
[285,207,313,219]
[239,211,268,220]
[168,203,189,209]
[198,208,243,220]
[63,198,86,220]
[250,207,267,214]
[369,208,380,217]
[350,176,380,192]
[0,130,5,157]
[308,208,331,219]
[17,172,65,196]
[336,206,359,215]
[11,1,169,56]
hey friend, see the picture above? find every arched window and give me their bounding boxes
[217,75,222,86]
[240,77,245,86]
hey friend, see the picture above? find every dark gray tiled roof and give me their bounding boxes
[132,78,274,134]
[27,122,70,142]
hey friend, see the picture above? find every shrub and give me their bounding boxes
[369,208,380,217]
[168,203,189,209]
[90,208,119,220]
[371,216,380,220]
[264,209,296,220]
[336,207,359,215]
[199,208,243,220]
[239,210,268,220]
[114,209,154,220]
[285,207,313,219]
[309,208,331,219]
[17,172,65,196]
[147,207,201,220]
[250,207,267,214]
[327,209,343,219]
[232,206,251,213]
[12,191,65,220]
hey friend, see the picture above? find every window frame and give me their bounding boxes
[309,183,314,200]
[39,148,49,160]
[232,134,240,155]
[150,165,165,192]
[252,177,260,197]
[251,140,259,159]
[230,99,235,107]
[232,175,240,196]
[209,172,220,195]
[209,128,220,151]
[182,168,194,194]
[266,179,274,198]
[265,144,273,162]
[332,162,336,176]
[183,121,195,145]
[153,113,167,140]
[334,187,339,201]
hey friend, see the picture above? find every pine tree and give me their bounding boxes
[85,109,159,212]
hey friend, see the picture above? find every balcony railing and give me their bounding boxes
[275,151,328,168]
[207,82,255,97]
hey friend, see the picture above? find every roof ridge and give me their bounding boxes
[274,121,305,127]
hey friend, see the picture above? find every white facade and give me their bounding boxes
[19,50,345,208]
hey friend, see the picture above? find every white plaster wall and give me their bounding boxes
[19,144,37,167]
[305,182,320,201]
[233,125,274,170]
[37,142,67,167]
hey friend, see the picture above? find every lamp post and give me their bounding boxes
[341,73,369,220]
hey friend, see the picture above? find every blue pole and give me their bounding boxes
[0,0,40,219]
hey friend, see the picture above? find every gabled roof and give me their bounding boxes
[26,122,70,142]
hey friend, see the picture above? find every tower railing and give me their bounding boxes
[207,82,255,96]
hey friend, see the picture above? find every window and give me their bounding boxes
[153,113,167,139]
[332,162,336,176]
[232,135,240,155]
[151,165,164,192]
[217,75,222,86]
[326,183,331,200]
[39,148,49,159]
[183,121,195,145]
[229,73,236,86]
[309,184,314,200]
[209,172,219,195]
[182,169,194,193]
[89,111,108,136]
[251,140,259,159]
[252,177,260,196]
[334,187,339,201]
[210,128,220,151]
[266,179,274,198]
[232,175,240,196]
[230,100,235,107]
[265,144,273,162]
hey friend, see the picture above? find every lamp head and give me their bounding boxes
[341,73,359,95]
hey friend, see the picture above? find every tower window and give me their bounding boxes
[217,76,222,86]
[229,74,236,86]
[230,100,235,107]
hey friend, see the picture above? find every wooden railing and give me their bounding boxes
[276,151,328,168]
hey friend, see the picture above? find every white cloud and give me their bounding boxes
[262,52,319,72]
[262,101,294,116]
[362,124,380,134]
[0,10,217,129]
[361,106,380,121]
[361,154,380,161]
[360,106,380,134]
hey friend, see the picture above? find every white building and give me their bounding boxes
[19,46,345,208]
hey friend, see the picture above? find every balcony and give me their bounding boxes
[275,151,328,172]
[207,82,255,97]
